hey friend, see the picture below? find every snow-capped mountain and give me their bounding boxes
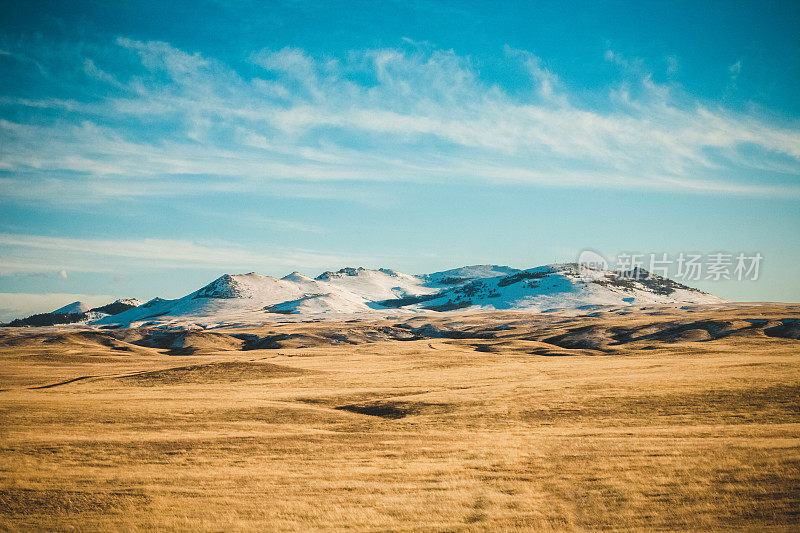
[5,298,142,327]
[91,298,142,315]
[424,264,520,285]
[52,301,93,314]
[93,264,724,328]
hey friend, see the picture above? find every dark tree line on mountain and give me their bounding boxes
[5,300,139,327]
[7,312,90,327]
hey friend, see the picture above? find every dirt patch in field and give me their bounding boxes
[335,401,456,419]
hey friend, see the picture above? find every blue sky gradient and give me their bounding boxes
[1,0,799,319]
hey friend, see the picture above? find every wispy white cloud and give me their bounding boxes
[83,58,124,88]
[1,37,799,206]
[235,215,325,234]
[0,259,109,276]
[0,233,370,274]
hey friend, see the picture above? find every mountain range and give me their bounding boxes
[1,263,722,329]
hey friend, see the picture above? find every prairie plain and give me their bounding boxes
[0,303,798,531]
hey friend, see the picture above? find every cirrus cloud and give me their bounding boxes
[0,36,799,207]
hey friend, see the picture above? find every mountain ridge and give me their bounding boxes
[85,263,723,329]
[5,298,142,327]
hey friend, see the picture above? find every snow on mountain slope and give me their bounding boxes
[425,264,520,285]
[265,292,370,315]
[90,299,142,315]
[316,267,436,300]
[94,269,399,328]
[92,264,725,328]
[281,271,313,283]
[403,264,723,313]
[52,301,92,314]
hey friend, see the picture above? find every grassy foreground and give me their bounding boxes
[0,305,798,530]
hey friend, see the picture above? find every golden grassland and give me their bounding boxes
[0,304,798,531]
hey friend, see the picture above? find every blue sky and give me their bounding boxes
[1,0,799,319]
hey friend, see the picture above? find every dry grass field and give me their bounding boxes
[0,304,798,531]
